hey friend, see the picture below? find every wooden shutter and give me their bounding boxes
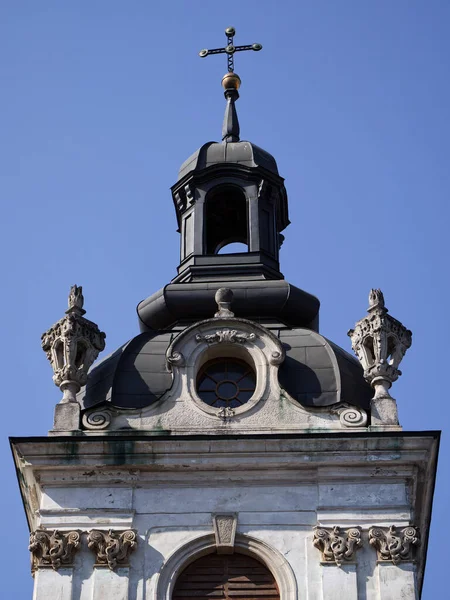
[173,553,280,600]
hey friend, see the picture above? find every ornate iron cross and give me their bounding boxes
[199,27,262,73]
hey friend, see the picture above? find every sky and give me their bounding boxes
[1,1,449,597]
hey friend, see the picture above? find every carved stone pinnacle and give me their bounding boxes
[348,289,412,399]
[313,526,362,566]
[42,285,106,403]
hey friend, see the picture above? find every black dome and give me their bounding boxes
[178,140,279,181]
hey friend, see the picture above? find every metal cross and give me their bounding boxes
[199,27,262,73]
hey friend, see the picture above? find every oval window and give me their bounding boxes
[197,358,256,409]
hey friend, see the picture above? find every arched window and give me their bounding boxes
[205,186,248,254]
[173,553,280,600]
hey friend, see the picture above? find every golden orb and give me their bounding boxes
[221,72,241,90]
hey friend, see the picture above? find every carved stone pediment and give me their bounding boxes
[369,525,419,564]
[313,526,362,566]
[87,529,137,570]
[29,529,81,570]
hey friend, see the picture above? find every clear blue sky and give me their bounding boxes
[1,2,448,597]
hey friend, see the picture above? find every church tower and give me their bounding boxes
[11,28,439,600]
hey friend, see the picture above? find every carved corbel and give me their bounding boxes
[313,526,362,566]
[369,525,419,564]
[213,514,238,554]
[87,529,137,570]
[29,529,81,571]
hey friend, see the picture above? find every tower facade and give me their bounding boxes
[11,34,439,600]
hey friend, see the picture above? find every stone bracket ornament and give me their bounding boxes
[196,330,256,345]
[313,526,362,566]
[29,529,81,571]
[42,285,106,404]
[87,529,137,570]
[348,289,412,426]
[213,514,238,554]
[330,403,368,428]
[369,525,420,564]
[166,351,185,371]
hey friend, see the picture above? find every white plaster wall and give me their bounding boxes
[35,478,417,600]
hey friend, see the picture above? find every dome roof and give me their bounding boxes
[278,328,372,409]
[77,331,174,410]
[78,325,371,413]
[178,140,279,181]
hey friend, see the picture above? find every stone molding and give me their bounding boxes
[87,529,137,570]
[313,526,362,566]
[213,514,237,554]
[369,525,420,564]
[29,529,81,570]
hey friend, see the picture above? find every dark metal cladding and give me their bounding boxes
[137,281,320,332]
[278,330,372,409]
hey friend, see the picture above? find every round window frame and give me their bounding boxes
[187,340,269,418]
[196,357,257,410]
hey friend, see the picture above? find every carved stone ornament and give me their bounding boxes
[217,406,235,420]
[41,285,106,403]
[29,529,81,570]
[196,330,257,345]
[348,289,412,401]
[313,526,362,566]
[330,403,368,428]
[82,409,112,430]
[166,351,185,370]
[213,514,237,554]
[369,525,420,564]
[87,529,137,570]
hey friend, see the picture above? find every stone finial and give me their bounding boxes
[214,288,235,318]
[369,525,420,564]
[41,285,106,404]
[313,526,362,566]
[348,289,412,427]
[87,530,137,570]
[29,529,81,571]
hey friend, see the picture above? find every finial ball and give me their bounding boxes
[215,288,234,304]
[222,72,241,90]
[225,27,236,36]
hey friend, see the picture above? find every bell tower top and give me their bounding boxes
[171,28,289,284]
